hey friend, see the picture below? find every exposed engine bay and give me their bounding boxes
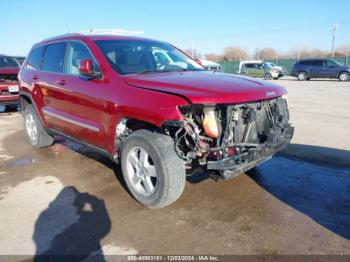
[164,96,294,180]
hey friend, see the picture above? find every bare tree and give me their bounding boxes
[184,49,201,59]
[258,48,278,60]
[204,53,223,62]
[285,48,302,59]
[336,44,350,56]
[306,48,328,58]
[284,47,329,59]
[252,48,261,60]
[223,46,248,61]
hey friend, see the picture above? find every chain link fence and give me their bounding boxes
[220,56,350,75]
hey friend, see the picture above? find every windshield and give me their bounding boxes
[0,56,19,68]
[329,59,343,66]
[95,40,204,75]
[264,62,276,67]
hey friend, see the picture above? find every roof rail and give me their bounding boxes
[75,28,144,36]
[38,29,144,43]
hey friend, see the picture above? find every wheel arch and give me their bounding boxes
[19,93,33,111]
[298,70,308,76]
[19,91,48,129]
[108,116,167,157]
[337,71,350,78]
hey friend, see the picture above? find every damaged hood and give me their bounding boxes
[124,71,286,104]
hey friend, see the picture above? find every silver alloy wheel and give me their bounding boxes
[25,113,38,145]
[339,73,349,81]
[298,72,306,80]
[126,146,157,196]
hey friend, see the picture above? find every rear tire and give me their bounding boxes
[339,72,350,81]
[24,105,54,148]
[297,72,307,81]
[121,130,186,209]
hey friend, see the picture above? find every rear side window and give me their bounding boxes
[311,60,323,66]
[42,42,66,73]
[299,60,311,65]
[244,63,254,68]
[26,46,45,70]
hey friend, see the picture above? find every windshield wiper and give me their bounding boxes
[135,69,186,75]
[135,68,204,75]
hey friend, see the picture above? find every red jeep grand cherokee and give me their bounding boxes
[0,55,20,110]
[19,34,293,208]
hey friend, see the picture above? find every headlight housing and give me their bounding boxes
[179,105,219,139]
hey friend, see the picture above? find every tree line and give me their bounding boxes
[185,44,350,62]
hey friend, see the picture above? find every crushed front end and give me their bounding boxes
[164,96,294,180]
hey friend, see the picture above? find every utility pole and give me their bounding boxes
[331,23,338,57]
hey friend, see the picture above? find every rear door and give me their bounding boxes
[309,59,323,77]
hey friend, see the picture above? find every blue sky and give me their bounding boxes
[2,0,350,56]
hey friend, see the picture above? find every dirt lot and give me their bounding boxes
[0,77,349,258]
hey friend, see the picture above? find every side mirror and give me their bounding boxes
[79,59,95,77]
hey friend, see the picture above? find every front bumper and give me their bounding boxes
[207,125,294,179]
[0,83,19,106]
[271,71,284,78]
[0,95,19,106]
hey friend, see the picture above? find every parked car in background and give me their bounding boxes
[200,59,223,72]
[0,55,20,110]
[19,33,293,208]
[263,62,286,74]
[291,59,350,81]
[239,60,284,80]
[13,56,26,66]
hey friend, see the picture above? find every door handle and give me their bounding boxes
[55,79,67,85]
[31,75,39,80]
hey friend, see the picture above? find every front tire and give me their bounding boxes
[297,72,307,81]
[264,73,272,80]
[24,105,54,148]
[121,130,186,209]
[339,72,350,81]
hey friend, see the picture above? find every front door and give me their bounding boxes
[40,41,107,148]
[323,60,341,78]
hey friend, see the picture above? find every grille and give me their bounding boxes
[0,74,18,82]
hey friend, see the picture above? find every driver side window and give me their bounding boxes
[64,42,99,75]
[325,60,336,67]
